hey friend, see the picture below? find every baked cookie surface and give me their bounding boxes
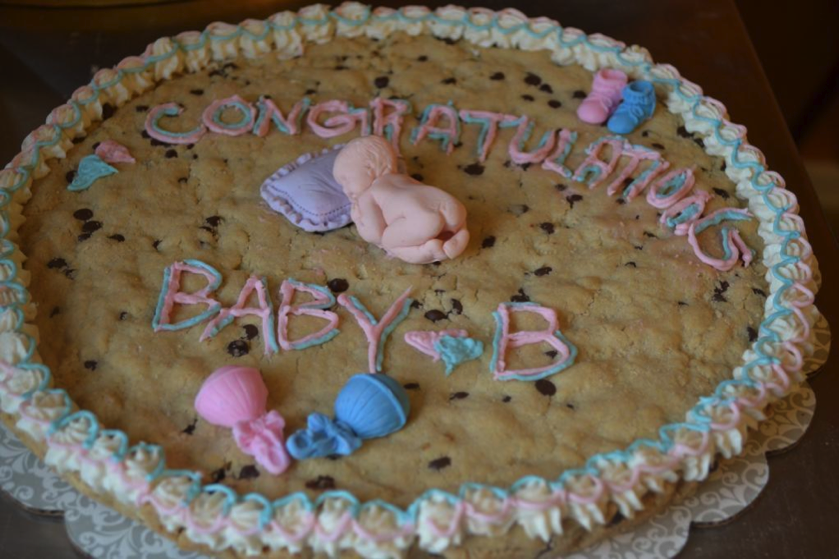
[20,32,766,509]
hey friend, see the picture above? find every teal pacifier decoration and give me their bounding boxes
[68,154,118,191]
[286,373,410,459]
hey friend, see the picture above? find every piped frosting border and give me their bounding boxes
[0,3,821,557]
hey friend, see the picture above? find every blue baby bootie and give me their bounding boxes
[607,81,656,134]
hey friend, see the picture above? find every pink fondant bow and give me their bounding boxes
[232,410,291,476]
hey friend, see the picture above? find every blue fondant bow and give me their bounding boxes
[285,412,362,460]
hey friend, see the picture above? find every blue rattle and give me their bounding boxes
[286,374,410,459]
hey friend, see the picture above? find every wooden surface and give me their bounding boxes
[0,1,836,557]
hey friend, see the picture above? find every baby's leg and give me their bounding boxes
[442,228,470,259]
[387,239,449,264]
[380,211,446,249]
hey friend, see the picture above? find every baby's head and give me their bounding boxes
[333,136,398,199]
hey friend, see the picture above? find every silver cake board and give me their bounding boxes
[0,313,830,559]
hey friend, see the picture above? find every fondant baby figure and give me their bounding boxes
[333,136,469,264]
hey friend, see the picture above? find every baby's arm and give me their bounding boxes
[352,192,386,245]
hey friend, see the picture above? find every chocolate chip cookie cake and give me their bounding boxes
[0,3,820,558]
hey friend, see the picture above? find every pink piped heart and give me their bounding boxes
[95,140,136,164]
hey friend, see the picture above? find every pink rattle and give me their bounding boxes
[333,136,470,264]
[194,366,291,475]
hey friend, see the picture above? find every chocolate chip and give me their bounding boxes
[490,71,505,80]
[752,287,767,297]
[417,55,428,62]
[83,360,97,371]
[747,326,758,342]
[539,222,555,234]
[223,62,239,71]
[539,83,553,94]
[566,403,576,410]
[374,76,390,88]
[77,233,91,242]
[439,37,456,45]
[643,231,657,238]
[651,142,665,150]
[510,204,530,216]
[535,379,556,396]
[502,395,512,403]
[165,149,178,159]
[572,90,587,99]
[712,280,730,303]
[676,125,692,138]
[521,94,535,102]
[720,161,727,172]
[82,221,103,233]
[449,392,469,400]
[327,278,349,293]
[424,310,447,323]
[50,307,60,318]
[227,339,249,357]
[678,301,689,306]
[625,261,637,268]
[428,457,451,471]
[108,234,125,242]
[66,170,77,184]
[545,350,558,358]
[405,173,423,183]
[242,324,259,340]
[152,239,162,250]
[607,512,625,527]
[713,187,730,199]
[693,137,705,149]
[181,417,197,435]
[555,183,568,192]
[481,236,496,248]
[92,141,101,151]
[441,77,457,85]
[189,88,204,96]
[63,268,76,279]
[101,103,115,120]
[210,467,226,483]
[135,105,149,112]
[641,130,650,137]
[548,99,562,109]
[410,300,423,309]
[73,208,93,221]
[238,465,260,480]
[616,198,627,205]
[205,216,223,228]
[119,312,128,320]
[450,299,463,315]
[403,382,420,390]
[524,72,542,86]
[511,288,530,303]
[304,88,317,95]
[48,258,68,270]
[305,475,335,490]
[566,194,583,208]
[463,163,485,176]
[534,266,552,277]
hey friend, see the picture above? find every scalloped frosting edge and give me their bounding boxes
[0,2,821,558]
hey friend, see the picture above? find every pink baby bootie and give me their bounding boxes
[576,68,628,125]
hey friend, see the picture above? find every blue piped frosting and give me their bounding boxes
[67,154,117,192]
[434,335,484,376]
